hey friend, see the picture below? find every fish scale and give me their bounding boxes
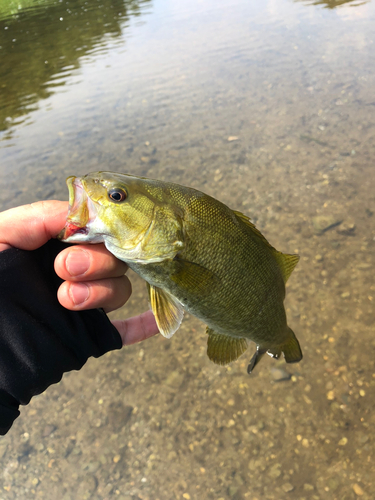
[59,171,302,374]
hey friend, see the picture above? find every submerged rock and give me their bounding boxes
[312,215,342,234]
[270,367,292,382]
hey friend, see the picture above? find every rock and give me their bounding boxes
[228,485,239,497]
[0,443,8,459]
[107,402,133,431]
[268,463,281,478]
[42,424,57,437]
[337,222,356,236]
[270,367,291,382]
[352,483,364,496]
[282,483,294,492]
[76,475,97,499]
[312,215,342,234]
[304,483,314,491]
[165,370,185,388]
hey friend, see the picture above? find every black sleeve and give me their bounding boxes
[0,239,122,435]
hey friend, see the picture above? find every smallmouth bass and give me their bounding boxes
[59,172,302,373]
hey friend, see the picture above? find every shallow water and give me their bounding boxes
[1,0,375,499]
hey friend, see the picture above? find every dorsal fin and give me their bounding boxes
[233,210,275,250]
[233,209,299,283]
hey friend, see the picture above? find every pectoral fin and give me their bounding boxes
[171,256,217,295]
[207,328,248,365]
[147,283,184,339]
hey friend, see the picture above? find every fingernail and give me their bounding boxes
[66,249,90,276]
[69,283,89,305]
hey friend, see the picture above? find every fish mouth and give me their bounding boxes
[58,176,97,242]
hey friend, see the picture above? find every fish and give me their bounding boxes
[59,171,302,374]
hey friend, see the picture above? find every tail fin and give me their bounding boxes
[282,328,303,364]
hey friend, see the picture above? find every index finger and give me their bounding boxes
[0,200,68,252]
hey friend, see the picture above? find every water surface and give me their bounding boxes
[1,0,375,499]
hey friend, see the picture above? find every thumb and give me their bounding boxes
[0,201,68,252]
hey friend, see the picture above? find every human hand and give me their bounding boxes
[0,200,158,345]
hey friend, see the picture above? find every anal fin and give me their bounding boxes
[147,283,184,339]
[207,327,248,365]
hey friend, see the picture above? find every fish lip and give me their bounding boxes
[59,176,98,241]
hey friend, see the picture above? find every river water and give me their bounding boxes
[0,0,375,499]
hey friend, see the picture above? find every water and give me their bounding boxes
[1,0,375,498]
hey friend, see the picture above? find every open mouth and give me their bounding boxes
[62,222,89,239]
[58,176,96,241]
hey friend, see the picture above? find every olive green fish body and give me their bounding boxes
[60,172,302,373]
[130,200,284,341]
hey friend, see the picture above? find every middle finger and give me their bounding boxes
[57,275,132,313]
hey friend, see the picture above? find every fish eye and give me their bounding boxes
[108,188,127,203]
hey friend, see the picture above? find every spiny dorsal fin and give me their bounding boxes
[147,283,184,339]
[233,209,299,283]
[233,210,275,250]
[206,327,248,365]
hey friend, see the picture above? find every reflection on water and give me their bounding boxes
[0,0,150,135]
[296,0,368,8]
[1,0,375,498]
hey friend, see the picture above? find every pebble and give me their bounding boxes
[282,483,294,492]
[229,486,239,497]
[268,464,281,478]
[42,424,56,437]
[352,484,364,496]
[304,483,314,491]
[337,222,356,236]
[270,367,291,382]
[227,136,239,141]
[327,391,335,400]
[164,370,185,388]
[357,263,372,270]
[338,437,348,446]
